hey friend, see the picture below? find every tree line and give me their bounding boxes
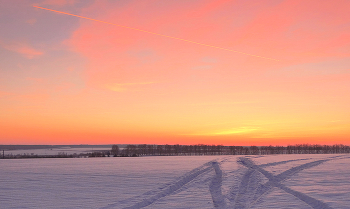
[2,152,96,159]
[111,144,350,157]
[2,144,349,159]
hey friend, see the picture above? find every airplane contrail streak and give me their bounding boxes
[33,6,278,61]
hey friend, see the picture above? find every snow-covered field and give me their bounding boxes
[1,154,349,209]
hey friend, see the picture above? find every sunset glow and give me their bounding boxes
[33,5,279,61]
[1,0,349,145]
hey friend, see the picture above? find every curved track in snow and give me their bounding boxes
[101,159,227,209]
[101,155,350,209]
[238,157,332,209]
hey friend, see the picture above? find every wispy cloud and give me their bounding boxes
[26,18,37,25]
[33,5,278,61]
[38,0,75,7]
[192,65,212,70]
[212,127,260,135]
[0,91,13,98]
[0,41,43,59]
[106,82,156,92]
[186,101,257,106]
[184,127,260,136]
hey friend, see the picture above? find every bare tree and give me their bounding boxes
[111,145,120,157]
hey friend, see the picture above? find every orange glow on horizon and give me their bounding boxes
[1,1,349,145]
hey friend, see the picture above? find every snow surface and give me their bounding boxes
[0,154,349,208]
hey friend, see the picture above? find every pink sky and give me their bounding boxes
[0,0,349,145]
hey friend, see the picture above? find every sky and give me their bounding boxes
[0,0,349,145]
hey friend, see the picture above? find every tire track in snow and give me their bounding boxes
[123,164,213,209]
[209,161,226,208]
[254,159,331,208]
[277,183,332,209]
[101,160,225,209]
[231,168,256,209]
[101,155,348,209]
[239,157,333,209]
[230,157,308,208]
[259,158,310,168]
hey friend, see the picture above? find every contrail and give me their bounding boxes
[33,6,278,61]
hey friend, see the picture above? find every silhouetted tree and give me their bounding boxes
[111,145,120,156]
